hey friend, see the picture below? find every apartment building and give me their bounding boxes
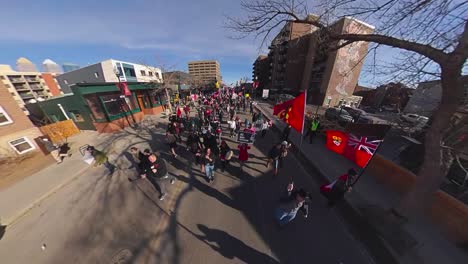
[252,55,270,91]
[262,16,374,107]
[0,81,43,158]
[56,59,163,93]
[62,63,80,73]
[188,60,221,85]
[0,65,53,114]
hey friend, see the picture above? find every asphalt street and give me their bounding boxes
[0,111,374,264]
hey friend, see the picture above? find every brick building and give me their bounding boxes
[252,55,270,91]
[0,81,43,158]
[257,16,374,107]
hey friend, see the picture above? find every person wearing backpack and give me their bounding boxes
[320,168,357,207]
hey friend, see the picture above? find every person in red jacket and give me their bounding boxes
[237,143,251,171]
[320,168,357,207]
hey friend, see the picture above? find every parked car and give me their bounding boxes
[342,106,366,120]
[400,113,429,126]
[274,94,296,104]
[325,108,354,123]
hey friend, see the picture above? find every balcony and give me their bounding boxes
[30,85,44,91]
[25,77,39,82]
[20,93,35,100]
[9,77,25,83]
[15,87,30,92]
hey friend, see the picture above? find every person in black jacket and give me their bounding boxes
[281,124,292,141]
[219,140,231,172]
[140,153,176,201]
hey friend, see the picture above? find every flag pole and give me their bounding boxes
[299,89,307,149]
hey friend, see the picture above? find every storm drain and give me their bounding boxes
[110,249,133,264]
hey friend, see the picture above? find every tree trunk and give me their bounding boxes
[395,64,464,217]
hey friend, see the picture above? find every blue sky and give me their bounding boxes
[0,0,403,87]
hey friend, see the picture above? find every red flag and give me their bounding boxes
[343,134,383,167]
[253,81,259,89]
[326,130,348,154]
[176,107,182,118]
[273,92,306,134]
[117,82,131,96]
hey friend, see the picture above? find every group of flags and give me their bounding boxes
[272,92,389,168]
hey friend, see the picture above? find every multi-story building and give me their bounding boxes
[404,76,468,117]
[252,55,271,91]
[42,59,63,74]
[62,63,80,73]
[56,59,163,94]
[41,73,63,96]
[187,60,221,85]
[262,16,374,107]
[0,81,43,158]
[0,65,53,114]
[16,57,38,72]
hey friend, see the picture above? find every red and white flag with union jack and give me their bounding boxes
[343,134,382,167]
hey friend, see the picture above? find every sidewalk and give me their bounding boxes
[256,102,468,264]
[0,130,114,226]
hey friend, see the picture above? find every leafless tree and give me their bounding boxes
[227,0,468,217]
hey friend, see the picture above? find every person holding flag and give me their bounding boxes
[320,168,357,207]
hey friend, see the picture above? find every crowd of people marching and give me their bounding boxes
[89,87,356,227]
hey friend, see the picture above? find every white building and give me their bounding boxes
[56,59,163,93]
[42,59,63,74]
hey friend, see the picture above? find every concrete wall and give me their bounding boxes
[133,64,163,83]
[367,155,468,244]
[56,63,105,93]
[0,127,42,158]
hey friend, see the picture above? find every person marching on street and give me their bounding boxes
[249,100,254,115]
[320,168,357,207]
[266,143,282,177]
[166,130,178,158]
[261,120,269,138]
[237,143,251,171]
[219,140,232,172]
[305,117,320,144]
[140,153,176,201]
[281,124,292,141]
[203,148,215,183]
[227,118,237,138]
[41,138,70,164]
[279,141,291,168]
[86,145,115,174]
[274,182,309,227]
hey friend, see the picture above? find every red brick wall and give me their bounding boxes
[93,111,144,133]
[41,73,62,96]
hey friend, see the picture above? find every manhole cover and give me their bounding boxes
[110,249,133,264]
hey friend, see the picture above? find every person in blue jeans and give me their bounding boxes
[275,182,309,226]
[203,147,215,183]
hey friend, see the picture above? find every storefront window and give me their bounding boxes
[99,93,140,120]
[84,94,106,121]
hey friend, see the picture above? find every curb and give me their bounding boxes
[255,104,399,264]
[4,165,90,227]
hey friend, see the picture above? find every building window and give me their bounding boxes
[94,72,100,78]
[148,71,153,76]
[0,76,5,80]
[140,70,146,76]
[68,110,85,122]
[5,84,10,88]
[155,72,160,79]
[0,106,14,126]
[9,137,35,154]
